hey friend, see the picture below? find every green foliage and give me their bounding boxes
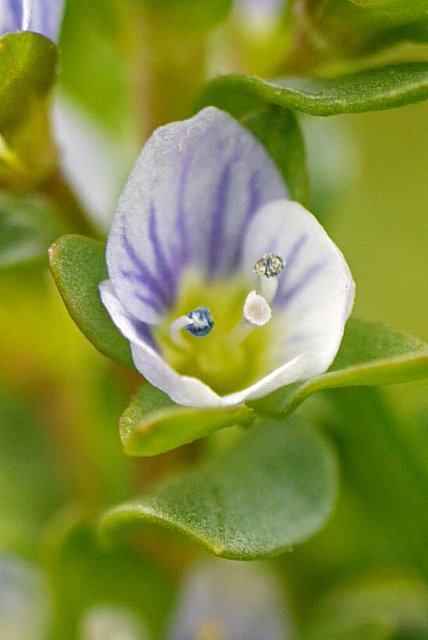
[0,196,63,270]
[100,417,337,559]
[141,0,233,31]
[0,387,65,552]
[194,63,428,118]
[0,32,57,131]
[0,32,58,189]
[46,521,173,640]
[120,384,253,456]
[252,319,428,415]
[349,0,428,17]
[242,107,310,207]
[48,235,133,368]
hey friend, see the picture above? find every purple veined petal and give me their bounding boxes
[25,0,65,41]
[241,199,355,376]
[99,280,224,406]
[0,0,23,32]
[106,107,287,326]
[1,0,65,40]
[100,279,321,408]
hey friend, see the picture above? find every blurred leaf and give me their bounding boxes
[242,106,310,207]
[100,417,337,559]
[326,387,428,581]
[252,319,428,415]
[194,63,428,118]
[349,0,428,18]
[0,196,63,270]
[303,570,428,640]
[47,521,172,640]
[120,384,253,456]
[49,234,133,368]
[59,0,132,134]
[0,387,65,550]
[142,0,233,31]
[0,32,58,189]
[0,32,57,131]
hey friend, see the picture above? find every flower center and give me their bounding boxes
[154,254,285,396]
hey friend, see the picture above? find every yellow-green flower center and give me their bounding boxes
[154,272,273,395]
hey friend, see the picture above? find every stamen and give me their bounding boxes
[253,253,285,278]
[253,253,285,302]
[243,291,272,326]
[186,306,214,337]
[231,291,272,345]
[169,305,214,347]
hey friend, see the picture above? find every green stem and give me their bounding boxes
[40,170,100,238]
[128,9,207,140]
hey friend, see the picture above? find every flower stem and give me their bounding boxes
[40,170,100,238]
[127,9,207,139]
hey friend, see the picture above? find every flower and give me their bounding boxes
[0,0,64,41]
[100,107,354,408]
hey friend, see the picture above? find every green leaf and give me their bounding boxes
[194,63,428,118]
[0,195,63,270]
[252,319,428,415]
[46,520,173,640]
[0,32,57,131]
[241,107,309,207]
[100,417,337,559]
[120,384,253,456]
[303,570,428,640]
[0,33,58,189]
[48,235,133,368]
[0,386,65,552]
[349,0,428,18]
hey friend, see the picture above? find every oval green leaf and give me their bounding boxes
[194,63,428,118]
[349,0,428,18]
[0,32,57,131]
[100,417,337,559]
[241,107,309,207]
[120,384,253,456]
[252,318,428,415]
[49,234,133,368]
[0,195,63,270]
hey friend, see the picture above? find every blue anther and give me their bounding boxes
[185,306,214,337]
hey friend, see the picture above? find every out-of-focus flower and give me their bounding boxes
[0,0,64,41]
[100,107,354,408]
[0,556,51,640]
[165,559,292,640]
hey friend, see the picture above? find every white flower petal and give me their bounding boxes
[242,199,355,376]
[100,280,323,408]
[106,106,286,325]
[100,281,225,407]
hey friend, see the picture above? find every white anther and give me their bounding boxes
[243,291,272,326]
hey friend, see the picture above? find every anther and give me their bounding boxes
[253,253,285,278]
[186,306,214,337]
[253,253,285,303]
[169,306,214,347]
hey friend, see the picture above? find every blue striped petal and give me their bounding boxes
[106,107,287,325]
[0,0,64,40]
